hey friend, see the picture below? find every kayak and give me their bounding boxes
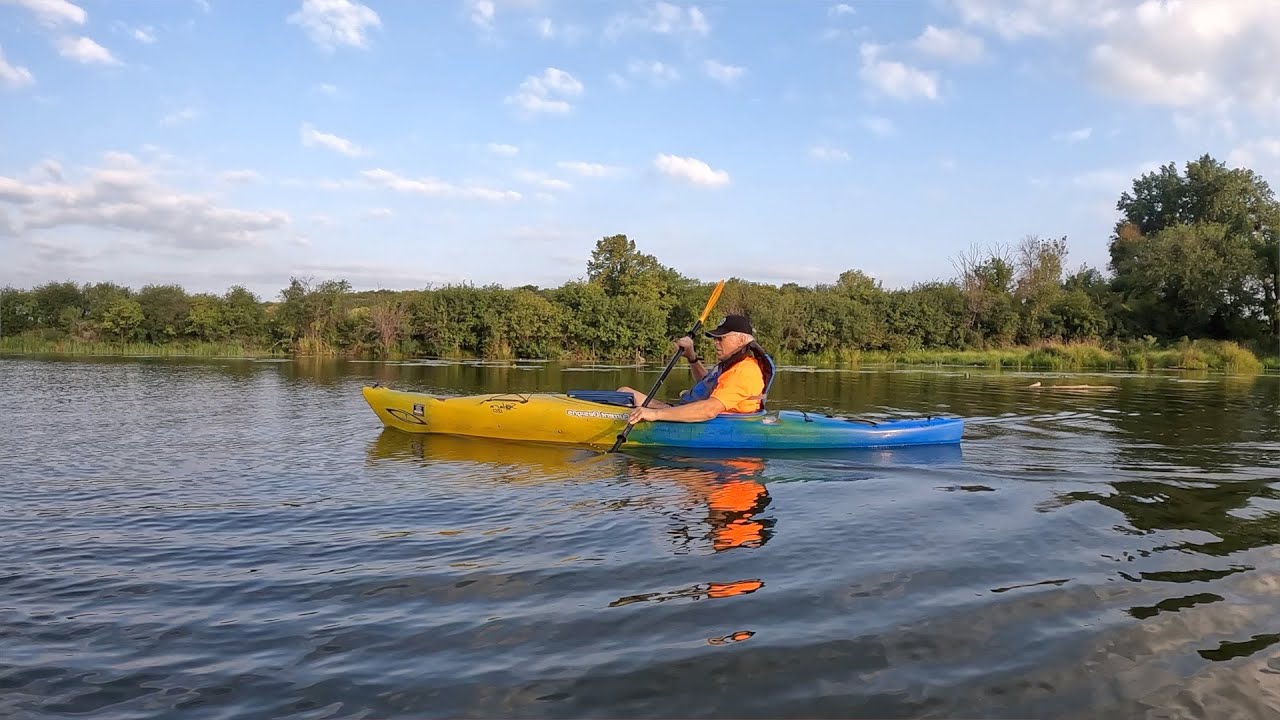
[361,385,964,449]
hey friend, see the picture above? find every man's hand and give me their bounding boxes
[628,406,660,424]
[675,335,696,360]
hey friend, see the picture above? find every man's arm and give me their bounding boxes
[677,336,710,382]
[629,397,724,424]
[688,357,709,382]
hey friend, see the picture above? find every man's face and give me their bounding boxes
[713,331,748,360]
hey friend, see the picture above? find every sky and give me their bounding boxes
[2,0,1278,299]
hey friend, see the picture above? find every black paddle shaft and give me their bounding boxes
[609,323,702,451]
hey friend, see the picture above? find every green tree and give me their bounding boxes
[31,281,86,333]
[952,244,1018,347]
[0,287,36,336]
[367,300,410,357]
[135,285,192,343]
[275,277,352,354]
[1110,155,1278,343]
[1113,222,1262,339]
[1014,235,1068,342]
[585,234,678,359]
[223,286,267,342]
[83,282,133,334]
[553,281,611,358]
[884,283,967,350]
[186,294,226,342]
[502,289,566,358]
[100,298,144,341]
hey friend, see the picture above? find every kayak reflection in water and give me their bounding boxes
[618,314,776,424]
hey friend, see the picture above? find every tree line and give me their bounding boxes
[2,155,1277,362]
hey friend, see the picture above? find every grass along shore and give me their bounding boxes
[822,340,1273,374]
[3,335,1274,373]
[0,336,269,358]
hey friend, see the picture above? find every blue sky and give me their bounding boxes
[2,0,1278,298]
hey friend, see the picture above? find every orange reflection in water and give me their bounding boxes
[626,455,774,554]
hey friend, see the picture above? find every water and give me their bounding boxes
[2,355,1278,719]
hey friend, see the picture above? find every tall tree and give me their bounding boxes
[1015,235,1068,342]
[585,235,679,358]
[135,284,191,343]
[1110,155,1278,342]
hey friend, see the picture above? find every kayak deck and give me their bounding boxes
[361,385,963,449]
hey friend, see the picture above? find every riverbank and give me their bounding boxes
[3,336,1274,373]
[806,340,1274,374]
[0,337,269,358]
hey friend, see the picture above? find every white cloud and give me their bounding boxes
[0,152,290,250]
[317,82,338,95]
[557,161,622,177]
[160,107,199,126]
[628,59,679,84]
[953,0,1119,39]
[912,25,985,63]
[287,0,381,51]
[957,1,1280,119]
[113,21,156,44]
[859,43,938,101]
[862,115,897,136]
[1228,138,1280,173]
[364,207,393,218]
[809,146,850,162]
[488,142,519,156]
[532,17,585,42]
[505,67,583,114]
[56,36,120,64]
[515,169,572,191]
[606,2,710,38]
[653,153,729,186]
[221,169,261,184]
[1053,127,1092,143]
[829,3,855,16]
[704,59,744,84]
[1091,44,1212,107]
[300,123,364,157]
[1088,2,1280,114]
[468,0,494,31]
[0,45,35,88]
[2,0,86,26]
[362,168,521,201]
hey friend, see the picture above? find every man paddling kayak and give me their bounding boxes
[618,314,775,424]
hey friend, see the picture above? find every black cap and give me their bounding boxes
[706,314,753,338]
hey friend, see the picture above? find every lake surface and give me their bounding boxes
[2,355,1278,719]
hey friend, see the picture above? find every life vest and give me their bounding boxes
[679,341,776,411]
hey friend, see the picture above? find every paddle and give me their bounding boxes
[608,279,726,453]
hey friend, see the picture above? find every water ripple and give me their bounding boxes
[1,357,1277,718]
